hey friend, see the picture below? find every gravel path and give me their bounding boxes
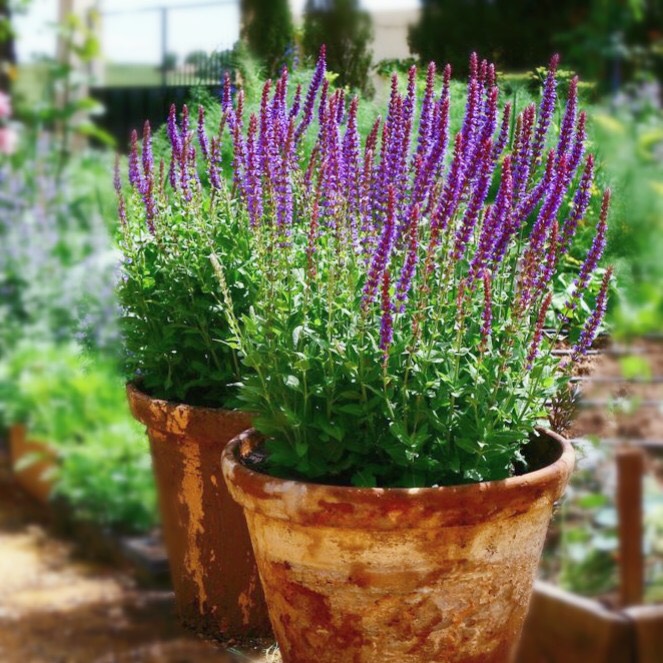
[0,468,278,663]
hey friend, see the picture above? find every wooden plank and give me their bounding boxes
[517,582,634,663]
[616,447,645,608]
[622,605,663,663]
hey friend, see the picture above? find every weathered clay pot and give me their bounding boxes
[9,424,57,504]
[222,429,574,663]
[126,384,270,638]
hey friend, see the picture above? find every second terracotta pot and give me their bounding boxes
[222,429,575,662]
[127,384,271,638]
[9,424,57,504]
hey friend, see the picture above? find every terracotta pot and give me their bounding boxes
[9,424,57,504]
[222,429,575,663]
[126,384,270,638]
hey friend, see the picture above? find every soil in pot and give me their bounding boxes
[127,384,271,640]
[222,429,575,663]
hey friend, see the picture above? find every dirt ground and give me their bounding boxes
[0,472,279,663]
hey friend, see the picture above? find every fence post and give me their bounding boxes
[616,445,645,608]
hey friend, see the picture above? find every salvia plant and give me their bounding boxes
[119,49,612,487]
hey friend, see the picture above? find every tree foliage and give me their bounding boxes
[302,0,373,96]
[241,0,295,78]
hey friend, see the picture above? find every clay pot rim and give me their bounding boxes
[126,382,226,417]
[126,382,250,438]
[221,428,575,502]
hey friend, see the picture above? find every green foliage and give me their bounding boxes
[118,173,254,407]
[241,0,295,78]
[554,0,661,86]
[302,0,373,96]
[0,342,157,533]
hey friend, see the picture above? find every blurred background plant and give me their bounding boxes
[0,3,152,536]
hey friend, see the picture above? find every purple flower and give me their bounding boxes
[452,138,492,262]
[568,111,587,179]
[209,137,222,191]
[415,61,436,163]
[560,154,594,254]
[561,188,610,322]
[571,267,613,361]
[197,105,209,161]
[572,189,610,295]
[142,121,153,179]
[531,54,559,167]
[395,204,420,311]
[556,76,578,162]
[296,45,326,143]
[471,155,513,279]
[128,130,142,191]
[342,96,361,216]
[512,104,536,201]
[363,186,396,310]
[167,104,182,158]
[492,102,512,162]
[290,83,302,119]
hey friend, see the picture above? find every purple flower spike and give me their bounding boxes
[142,121,154,178]
[416,61,436,162]
[568,111,587,178]
[343,96,361,215]
[167,104,182,158]
[452,139,492,262]
[395,204,420,311]
[513,104,536,201]
[363,186,396,310]
[573,188,610,295]
[526,292,553,369]
[128,130,143,191]
[209,137,222,191]
[531,53,559,167]
[379,270,394,361]
[473,155,513,277]
[290,83,302,119]
[560,154,594,254]
[197,105,210,161]
[221,71,232,115]
[296,44,326,143]
[557,76,578,162]
[571,267,613,361]
[492,102,512,162]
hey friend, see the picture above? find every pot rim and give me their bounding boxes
[126,381,229,416]
[126,382,250,438]
[221,428,575,528]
